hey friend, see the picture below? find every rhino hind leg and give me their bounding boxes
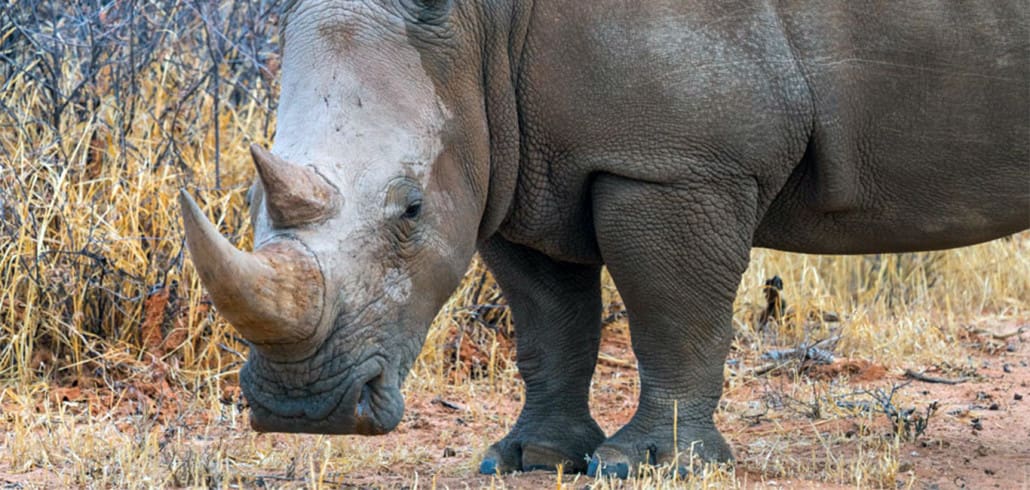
[477,236,606,474]
[588,175,757,476]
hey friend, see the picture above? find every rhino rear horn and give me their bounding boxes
[250,144,339,228]
[179,190,326,351]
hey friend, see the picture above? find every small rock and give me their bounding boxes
[1003,363,1013,373]
[971,418,984,431]
[988,403,999,411]
[443,447,457,457]
[898,461,914,472]
[1015,393,1023,401]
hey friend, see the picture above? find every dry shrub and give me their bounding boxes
[0,0,283,387]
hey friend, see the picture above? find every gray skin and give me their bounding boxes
[179,0,1029,478]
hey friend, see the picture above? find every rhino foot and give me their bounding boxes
[587,423,733,479]
[478,418,605,474]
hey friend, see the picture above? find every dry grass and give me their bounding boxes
[1,1,1027,488]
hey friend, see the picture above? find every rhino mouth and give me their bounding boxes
[243,354,405,436]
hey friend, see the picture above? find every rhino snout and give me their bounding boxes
[242,355,405,436]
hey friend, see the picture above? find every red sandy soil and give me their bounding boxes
[388,324,1030,489]
[1,322,1027,489]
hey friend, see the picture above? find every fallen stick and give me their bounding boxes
[749,362,786,376]
[761,346,836,364]
[969,325,1027,340]
[991,326,1026,340]
[904,369,972,385]
[759,336,841,365]
[432,396,465,411]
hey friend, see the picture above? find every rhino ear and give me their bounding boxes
[250,144,340,228]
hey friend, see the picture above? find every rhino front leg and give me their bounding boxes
[587,175,756,477]
[477,236,606,474]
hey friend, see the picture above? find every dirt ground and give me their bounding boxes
[1,320,1027,489]
[350,323,1030,489]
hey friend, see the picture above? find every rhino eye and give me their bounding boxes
[410,0,448,9]
[388,179,423,218]
[402,201,422,220]
[401,0,450,22]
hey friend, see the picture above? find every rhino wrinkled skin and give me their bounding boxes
[180,0,1029,477]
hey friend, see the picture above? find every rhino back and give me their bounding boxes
[500,0,1027,260]
[754,0,1029,253]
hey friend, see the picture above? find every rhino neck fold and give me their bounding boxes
[475,0,534,242]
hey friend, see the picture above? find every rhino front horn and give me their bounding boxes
[250,144,339,228]
[179,190,327,352]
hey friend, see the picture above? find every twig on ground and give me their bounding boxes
[969,325,1027,340]
[759,335,841,365]
[761,346,836,364]
[431,396,465,411]
[748,362,783,377]
[903,369,972,385]
[739,335,842,378]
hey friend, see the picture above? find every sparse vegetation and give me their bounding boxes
[1,1,1027,488]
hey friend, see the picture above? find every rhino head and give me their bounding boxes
[180,0,516,435]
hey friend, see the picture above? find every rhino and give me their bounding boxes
[179,0,1029,477]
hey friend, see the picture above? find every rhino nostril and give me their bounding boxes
[356,381,375,418]
[353,372,388,435]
